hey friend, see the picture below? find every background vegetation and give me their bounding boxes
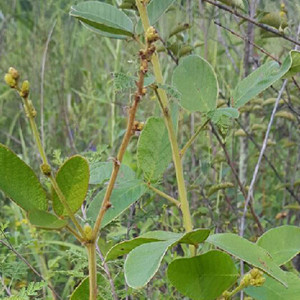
[0,0,299,299]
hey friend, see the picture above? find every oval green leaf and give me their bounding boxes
[207,233,287,286]
[137,117,172,182]
[28,210,67,230]
[106,229,210,262]
[0,144,47,212]
[172,55,218,112]
[233,51,300,108]
[167,250,239,300]
[125,239,177,288]
[257,225,300,266]
[52,155,89,217]
[70,1,134,38]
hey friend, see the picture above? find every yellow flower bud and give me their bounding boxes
[20,80,30,98]
[146,26,159,43]
[84,224,93,240]
[4,73,17,88]
[8,67,20,79]
[40,163,51,176]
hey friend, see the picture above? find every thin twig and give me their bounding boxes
[0,238,61,300]
[146,183,181,208]
[95,242,118,300]
[203,0,300,47]
[235,119,300,203]
[239,79,288,237]
[211,124,263,234]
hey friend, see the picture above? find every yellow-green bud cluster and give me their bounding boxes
[241,268,265,288]
[146,26,159,44]
[40,163,51,176]
[4,67,20,88]
[84,224,93,240]
[20,80,30,98]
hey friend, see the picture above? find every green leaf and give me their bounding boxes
[89,162,135,185]
[87,179,146,228]
[172,55,219,112]
[70,274,107,300]
[137,117,172,182]
[284,50,300,78]
[167,250,239,300]
[233,51,300,108]
[125,239,176,288]
[208,107,240,124]
[257,225,300,265]
[207,233,287,286]
[136,0,176,34]
[70,1,134,39]
[53,155,89,217]
[27,210,67,230]
[0,144,47,212]
[245,272,300,300]
[105,229,210,262]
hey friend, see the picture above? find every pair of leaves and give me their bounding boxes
[233,50,300,108]
[106,229,210,288]
[33,155,89,229]
[0,143,89,230]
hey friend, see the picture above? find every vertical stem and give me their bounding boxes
[87,243,97,300]
[136,0,194,247]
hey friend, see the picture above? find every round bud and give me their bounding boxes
[4,73,17,88]
[8,67,20,80]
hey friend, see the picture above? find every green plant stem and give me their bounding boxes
[49,175,86,237]
[87,242,97,300]
[223,282,246,300]
[146,183,181,208]
[180,119,209,158]
[92,48,146,239]
[66,225,85,243]
[136,1,194,251]
[22,97,86,239]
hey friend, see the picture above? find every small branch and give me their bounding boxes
[235,119,300,204]
[146,182,181,208]
[92,46,148,239]
[180,119,209,158]
[0,238,61,299]
[214,21,280,62]
[239,79,288,237]
[95,242,118,300]
[203,0,300,47]
[211,124,263,234]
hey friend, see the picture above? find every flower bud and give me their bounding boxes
[146,26,159,43]
[84,224,93,240]
[20,80,30,98]
[40,163,51,176]
[8,67,20,80]
[4,73,17,88]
